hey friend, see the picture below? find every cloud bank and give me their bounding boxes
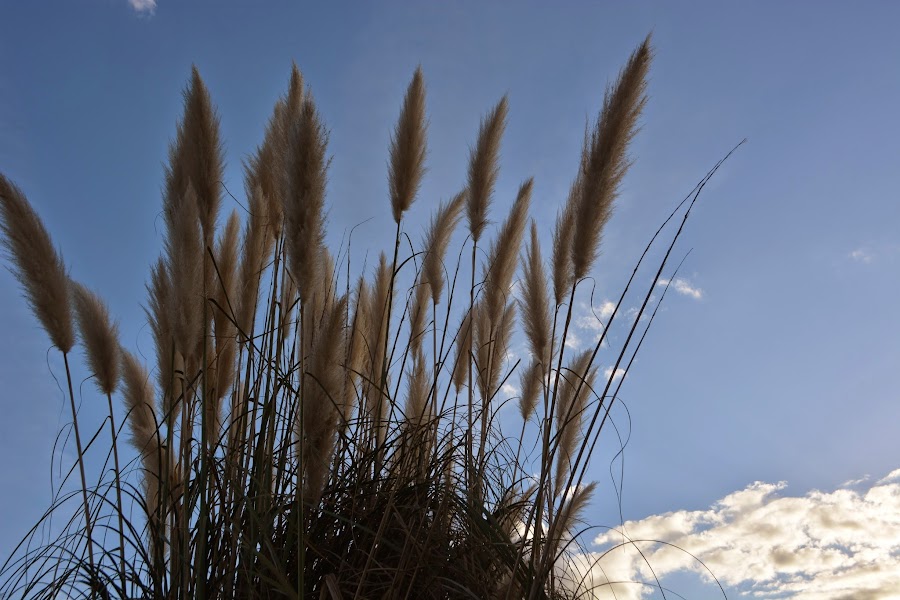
[576,469,900,599]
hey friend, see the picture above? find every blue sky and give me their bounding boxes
[1,2,899,597]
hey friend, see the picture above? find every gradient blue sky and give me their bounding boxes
[1,2,899,598]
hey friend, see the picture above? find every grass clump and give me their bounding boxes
[0,35,734,599]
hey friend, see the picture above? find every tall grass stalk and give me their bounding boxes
[0,37,738,599]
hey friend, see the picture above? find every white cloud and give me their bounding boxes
[625,306,641,322]
[603,366,625,383]
[564,331,582,350]
[577,313,605,334]
[598,301,616,319]
[657,277,703,300]
[877,469,900,485]
[850,248,875,264]
[576,471,900,599]
[129,0,156,14]
[574,301,616,345]
[501,383,519,397]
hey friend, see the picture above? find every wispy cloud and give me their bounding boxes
[129,0,156,14]
[657,277,703,300]
[577,469,900,599]
[849,248,875,264]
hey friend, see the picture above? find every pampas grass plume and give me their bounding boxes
[72,281,121,396]
[570,36,651,281]
[520,220,551,369]
[466,96,508,242]
[389,66,428,224]
[421,189,466,305]
[284,94,328,304]
[0,175,74,353]
[165,66,225,246]
[483,177,532,321]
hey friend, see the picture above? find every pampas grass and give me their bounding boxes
[0,174,97,577]
[0,36,739,599]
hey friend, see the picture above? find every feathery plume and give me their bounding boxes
[0,175,74,352]
[121,350,159,459]
[520,221,551,369]
[246,64,303,237]
[409,190,465,356]
[285,63,304,118]
[278,270,298,348]
[283,94,328,304]
[476,301,516,401]
[553,481,597,550]
[452,309,473,394]
[389,66,428,224]
[310,247,336,323]
[71,282,121,396]
[209,210,241,440]
[466,96,508,242]
[164,66,225,247]
[166,184,204,365]
[121,349,170,558]
[342,276,370,425]
[404,350,431,427]
[146,257,177,408]
[551,191,576,306]
[363,254,392,442]
[483,178,532,322]
[301,294,347,503]
[408,275,430,358]
[420,190,466,305]
[570,36,651,281]
[212,210,241,339]
[518,358,543,421]
[554,350,596,492]
[235,184,276,340]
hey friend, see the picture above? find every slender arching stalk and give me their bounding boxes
[104,391,127,595]
[377,219,402,477]
[466,239,477,497]
[62,352,97,589]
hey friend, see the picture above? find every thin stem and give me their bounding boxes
[105,392,127,596]
[466,240,476,498]
[62,352,96,592]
